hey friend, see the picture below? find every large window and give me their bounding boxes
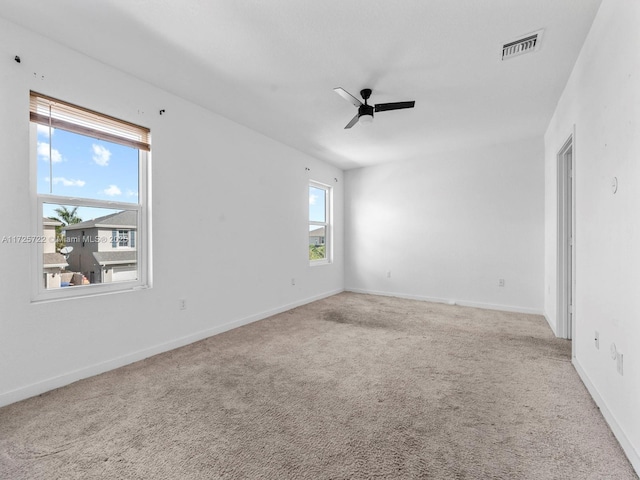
[30,91,150,299]
[309,182,331,264]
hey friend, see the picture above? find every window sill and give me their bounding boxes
[309,259,331,267]
[32,282,150,304]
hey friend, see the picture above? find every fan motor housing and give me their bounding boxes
[358,104,374,117]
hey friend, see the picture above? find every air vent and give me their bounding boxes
[502,30,544,60]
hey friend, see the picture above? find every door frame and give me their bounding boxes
[557,132,575,351]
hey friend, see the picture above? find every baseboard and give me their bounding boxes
[0,288,344,408]
[345,288,543,315]
[543,312,558,336]
[573,358,640,474]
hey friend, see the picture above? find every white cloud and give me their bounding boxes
[37,124,55,137]
[309,193,318,205]
[103,185,122,196]
[52,177,86,187]
[127,189,138,197]
[37,141,62,163]
[92,144,111,166]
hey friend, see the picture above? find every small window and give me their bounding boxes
[117,230,130,248]
[30,91,150,299]
[309,182,331,264]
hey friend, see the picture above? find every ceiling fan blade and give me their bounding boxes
[334,87,363,107]
[344,113,360,129]
[374,101,415,112]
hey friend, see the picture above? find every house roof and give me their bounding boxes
[43,252,68,269]
[93,251,137,266]
[310,227,325,237]
[43,217,63,227]
[65,210,137,231]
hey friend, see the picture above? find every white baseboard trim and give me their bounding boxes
[543,312,558,336]
[573,358,639,475]
[0,288,344,408]
[345,288,543,315]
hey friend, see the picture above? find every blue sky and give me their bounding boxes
[38,125,139,222]
[309,186,326,228]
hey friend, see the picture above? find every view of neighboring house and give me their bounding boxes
[63,211,138,284]
[43,218,68,289]
[309,226,325,246]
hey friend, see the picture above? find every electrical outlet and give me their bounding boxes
[291,278,296,286]
[179,299,187,310]
[498,279,505,287]
[386,271,391,278]
[617,353,624,375]
[594,331,599,349]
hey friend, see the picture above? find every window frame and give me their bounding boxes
[30,93,151,302]
[309,181,331,266]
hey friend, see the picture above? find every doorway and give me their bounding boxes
[557,136,574,348]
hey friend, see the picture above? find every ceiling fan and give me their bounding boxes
[334,87,415,129]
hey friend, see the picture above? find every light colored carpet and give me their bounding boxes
[0,292,637,479]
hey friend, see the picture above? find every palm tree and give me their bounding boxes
[52,206,82,226]
[50,206,82,251]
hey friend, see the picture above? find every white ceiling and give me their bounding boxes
[0,0,602,170]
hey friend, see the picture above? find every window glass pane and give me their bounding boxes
[309,186,326,223]
[309,225,326,261]
[42,203,138,289]
[37,127,139,203]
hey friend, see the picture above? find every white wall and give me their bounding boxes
[345,137,544,314]
[0,18,343,406]
[544,0,639,470]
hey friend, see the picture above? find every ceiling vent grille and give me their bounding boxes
[502,30,544,60]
